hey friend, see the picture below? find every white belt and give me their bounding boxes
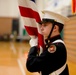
[52,39,65,45]
[49,63,66,75]
[40,39,66,75]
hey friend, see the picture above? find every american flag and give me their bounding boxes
[18,0,44,52]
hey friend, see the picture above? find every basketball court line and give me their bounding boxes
[10,42,26,75]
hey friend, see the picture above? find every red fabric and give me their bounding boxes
[24,26,38,36]
[18,0,44,50]
[19,6,41,22]
[72,0,76,13]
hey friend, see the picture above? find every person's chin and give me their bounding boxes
[44,36,47,40]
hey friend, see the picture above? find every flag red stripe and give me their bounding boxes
[19,6,41,22]
[38,33,44,48]
[24,26,38,36]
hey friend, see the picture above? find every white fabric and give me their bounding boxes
[40,63,66,75]
[18,0,38,12]
[49,63,66,75]
[42,10,69,24]
[52,39,65,45]
[29,37,38,47]
[39,46,43,55]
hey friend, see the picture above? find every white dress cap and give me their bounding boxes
[42,10,69,24]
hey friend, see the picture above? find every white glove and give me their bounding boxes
[29,37,38,47]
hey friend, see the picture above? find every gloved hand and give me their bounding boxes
[29,37,38,47]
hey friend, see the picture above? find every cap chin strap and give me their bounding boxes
[47,23,55,39]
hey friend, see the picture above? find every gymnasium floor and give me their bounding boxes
[0,41,76,75]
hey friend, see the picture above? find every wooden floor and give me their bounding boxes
[0,41,76,75]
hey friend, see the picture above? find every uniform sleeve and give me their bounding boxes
[26,46,50,72]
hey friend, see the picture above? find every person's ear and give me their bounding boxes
[53,25,58,32]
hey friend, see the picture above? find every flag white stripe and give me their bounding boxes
[18,0,38,12]
[22,17,42,34]
[22,17,37,28]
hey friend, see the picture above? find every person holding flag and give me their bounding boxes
[26,10,69,75]
[18,0,69,74]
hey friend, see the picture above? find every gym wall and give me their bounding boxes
[64,15,76,63]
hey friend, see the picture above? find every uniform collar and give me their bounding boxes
[45,35,62,44]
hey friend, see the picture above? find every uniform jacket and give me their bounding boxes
[26,35,69,75]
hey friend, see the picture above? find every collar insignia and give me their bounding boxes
[48,45,56,53]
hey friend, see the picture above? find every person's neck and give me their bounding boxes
[50,33,60,38]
